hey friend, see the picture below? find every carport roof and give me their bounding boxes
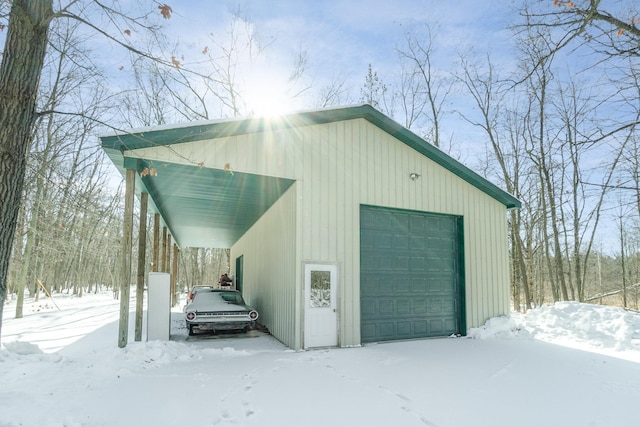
[101,104,520,248]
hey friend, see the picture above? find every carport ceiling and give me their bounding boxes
[130,160,293,248]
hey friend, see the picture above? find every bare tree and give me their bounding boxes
[396,24,452,147]
[360,64,389,113]
[513,0,640,307]
[121,60,173,127]
[312,74,351,108]
[0,0,174,340]
[552,77,629,302]
[0,0,53,338]
[11,16,101,315]
[457,53,538,309]
[519,0,640,62]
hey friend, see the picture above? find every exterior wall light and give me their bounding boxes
[409,172,421,181]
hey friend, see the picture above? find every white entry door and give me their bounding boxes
[304,263,338,348]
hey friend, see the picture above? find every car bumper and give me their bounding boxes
[186,317,256,331]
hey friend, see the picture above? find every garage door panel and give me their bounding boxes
[360,274,375,292]
[425,247,455,258]
[442,260,456,273]
[362,296,454,319]
[361,324,376,341]
[410,235,426,250]
[361,206,464,343]
[428,236,454,250]
[428,277,456,292]
[398,280,413,292]
[363,274,431,295]
[413,299,428,314]
[426,297,457,315]
[429,319,445,334]
[393,213,409,228]
[360,299,377,316]
[409,214,425,230]
[425,220,441,234]
[379,322,395,338]
[395,255,410,270]
[361,233,376,249]
[363,275,457,295]
[411,277,427,292]
[394,234,410,249]
[361,316,457,341]
[410,256,426,270]
[378,299,394,315]
[379,256,395,270]
[444,318,456,332]
[360,210,379,228]
[360,253,376,269]
[427,298,445,314]
[375,232,394,249]
[413,320,428,335]
[397,321,411,336]
[397,299,412,315]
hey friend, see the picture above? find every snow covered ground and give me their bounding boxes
[1,291,640,427]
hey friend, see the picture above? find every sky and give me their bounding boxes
[3,1,631,250]
[147,0,636,253]
[157,0,517,119]
[2,290,640,426]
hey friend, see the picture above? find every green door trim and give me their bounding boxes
[235,255,244,294]
[455,215,466,336]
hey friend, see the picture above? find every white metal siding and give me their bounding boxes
[129,118,511,346]
[231,184,299,349]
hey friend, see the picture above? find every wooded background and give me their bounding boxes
[3,1,640,319]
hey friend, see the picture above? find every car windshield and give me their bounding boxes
[195,291,245,305]
[192,286,214,293]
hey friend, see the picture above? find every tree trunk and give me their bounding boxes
[16,166,48,317]
[8,205,26,297]
[0,0,53,339]
[619,216,628,308]
[135,192,148,341]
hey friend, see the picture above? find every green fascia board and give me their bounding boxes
[100,104,521,210]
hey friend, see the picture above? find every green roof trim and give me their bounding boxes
[101,104,520,211]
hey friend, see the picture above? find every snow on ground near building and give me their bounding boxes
[1,291,640,427]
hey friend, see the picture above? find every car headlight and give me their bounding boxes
[249,310,259,320]
[186,312,196,321]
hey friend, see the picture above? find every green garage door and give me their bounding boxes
[360,205,465,343]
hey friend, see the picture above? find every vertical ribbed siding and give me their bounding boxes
[231,184,297,348]
[131,117,511,345]
[295,121,509,343]
[323,121,509,336]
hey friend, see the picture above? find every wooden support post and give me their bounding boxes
[161,226,167,272]
[153,213,160,273]
[135,192,148,342]
[172,243,179,307]
[166,234,172,273]
[118,169,135,348]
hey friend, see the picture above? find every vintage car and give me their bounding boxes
[185,289,259,336]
